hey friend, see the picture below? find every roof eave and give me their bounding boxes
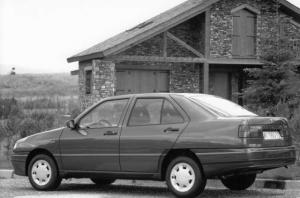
[67,52,104,63]
[279,0,300,22]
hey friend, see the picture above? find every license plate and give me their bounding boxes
[263,131,283,140]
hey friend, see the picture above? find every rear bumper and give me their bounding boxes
[195,146,296,178]
[11,153,28,176]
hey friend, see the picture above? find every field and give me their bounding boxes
[0,73,78,97]
[0,73,80,169]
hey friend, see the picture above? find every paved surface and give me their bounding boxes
[1,178,300,198]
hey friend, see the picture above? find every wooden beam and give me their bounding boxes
[166,32,204,58]
[106,55,206,63]
[203,62,209,94]
[290,19,300,28]
[205,9,211,58]
[163,32,168,57]
[231,4,261,14]
[208,58,263,65]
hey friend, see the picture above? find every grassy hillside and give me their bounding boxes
[0,73,78,97]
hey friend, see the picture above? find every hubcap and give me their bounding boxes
[170,162,195,192]
[31,160,52,186]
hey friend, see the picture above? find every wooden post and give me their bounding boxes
[163,32,167,57]
[203,9,210,94]
[205,8,211,58]
[203,62,209,94]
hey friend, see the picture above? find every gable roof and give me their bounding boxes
[67,0,300,63]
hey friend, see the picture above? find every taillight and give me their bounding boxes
[239,121,290,139]
[239,124,263,138]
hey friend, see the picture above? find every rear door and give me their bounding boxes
[119,96,188,173]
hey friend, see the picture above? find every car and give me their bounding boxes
[12,93,296,198]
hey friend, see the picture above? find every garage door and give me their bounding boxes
[116,70,169,95]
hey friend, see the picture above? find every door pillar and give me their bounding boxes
[203,62,209,94]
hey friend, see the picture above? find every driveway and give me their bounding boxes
[1,178,300,198]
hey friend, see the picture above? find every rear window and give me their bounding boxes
[189,95,257,117]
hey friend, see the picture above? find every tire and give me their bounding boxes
[166,156,206,198]
[90,178,115,186]
[28,154,62,191]
[221,174,256,191]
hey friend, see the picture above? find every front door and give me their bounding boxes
[120,97,188,173]
[60,99,129,172]
[210,72,232,99]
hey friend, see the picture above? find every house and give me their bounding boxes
[67,0,300,109]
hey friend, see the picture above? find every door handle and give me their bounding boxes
[104,131,118,136]
[163,127,180,133]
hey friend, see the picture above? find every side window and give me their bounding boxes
[128,99,163,126]
[161,100,184,124]
[80,99,128,128]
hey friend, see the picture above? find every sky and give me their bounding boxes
[0,0,300,74]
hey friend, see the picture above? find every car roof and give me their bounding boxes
[103,93,212,100]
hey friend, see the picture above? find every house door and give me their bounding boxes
[116,70,169,95]
[210,72,232,99]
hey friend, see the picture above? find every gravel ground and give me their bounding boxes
[1,178,300,198]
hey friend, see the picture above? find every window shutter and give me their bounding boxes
[232,9,256,57]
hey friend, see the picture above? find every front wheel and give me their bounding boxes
[28,154,62,191]
[166,156,206,198]
[90,178,115,186]
[221,174,256,191]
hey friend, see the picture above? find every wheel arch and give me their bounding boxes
[25,148,59,176]
[160,149,205,180]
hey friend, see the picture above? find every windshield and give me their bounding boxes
[189,95,257,117]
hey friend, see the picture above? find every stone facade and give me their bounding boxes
[79,60,115,109]
[279,13,300,57]
[209,0,300,58]
[77,0,300,109]
[170,63,202,93]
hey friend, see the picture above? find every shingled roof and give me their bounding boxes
[67,0,300,63]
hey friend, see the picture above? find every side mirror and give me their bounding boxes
[66,120,76,129]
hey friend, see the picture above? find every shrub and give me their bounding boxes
[242,49,300,149]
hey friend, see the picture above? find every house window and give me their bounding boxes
[232,7,258,57]
[85,70,92,95]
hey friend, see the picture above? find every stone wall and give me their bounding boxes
[79,60,116,110]
[279,13,300,58]
[210,0,279,58]
[170,63,202,93]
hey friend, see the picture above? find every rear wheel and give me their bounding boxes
[221,174,256,191]
[90,178,115,186]
[28,154,61,191]
[166,156,206,198]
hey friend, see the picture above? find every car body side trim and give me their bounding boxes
[195,146,295,156]
[54,153,166,157]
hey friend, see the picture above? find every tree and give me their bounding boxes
[243,49,300,117]
[242,49,300,146]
